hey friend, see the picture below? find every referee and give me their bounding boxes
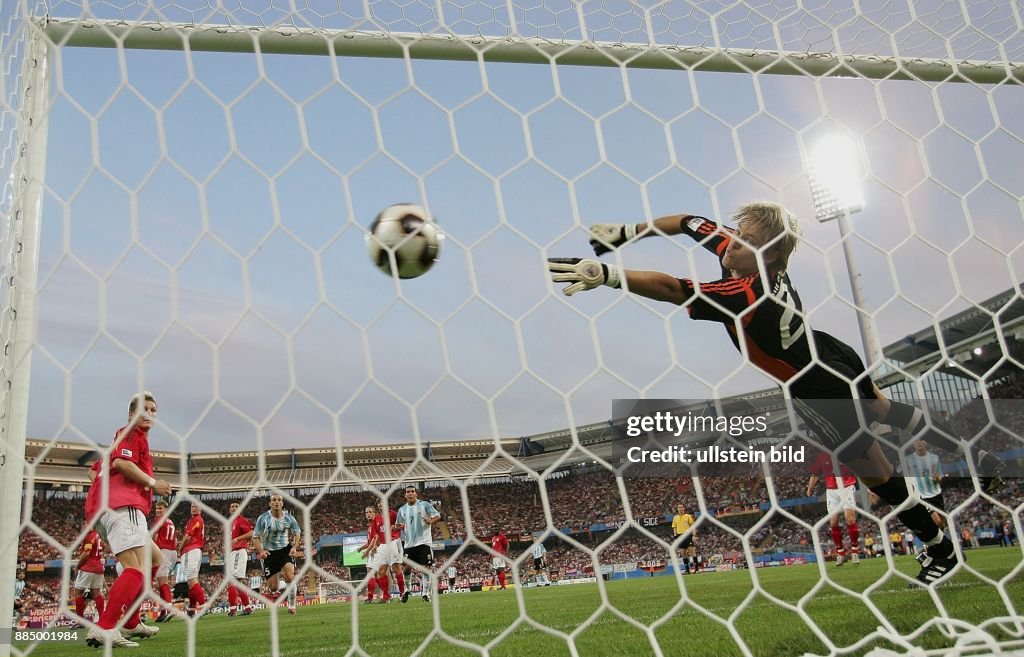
[672,504,698,574]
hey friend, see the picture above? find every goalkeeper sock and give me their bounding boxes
[887,402,963,455]
[420,574,429,595]
[868,477,945,549]
[287,583,296,608]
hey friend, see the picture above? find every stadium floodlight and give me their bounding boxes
[807,134,864,223]
[806,135,883,367]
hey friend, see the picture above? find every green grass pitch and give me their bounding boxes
[19,547,1024,657]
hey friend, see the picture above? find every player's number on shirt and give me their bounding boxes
[777,281,806,350]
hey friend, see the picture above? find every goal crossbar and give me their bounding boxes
[40,17,1024,84]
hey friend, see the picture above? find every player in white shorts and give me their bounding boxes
[807,452,862,566]
[227,501,255,616]
[151,499,178,621]
[72,525,107,625]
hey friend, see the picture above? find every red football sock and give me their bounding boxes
[377,576,390,600]
[848,523,860,553]
[75,596,86,618]
[124,609,141,630]
[497,571,506,588]
[160,583,172,603]
[228,586,238,608]
[395,571,406,595]
[189,583,207,609]
[367,577,377,600]
[239,588,250,607]
[831,526,844,552]
[94,594,105,617]
[151,566,159,581]
[98,568,144,630]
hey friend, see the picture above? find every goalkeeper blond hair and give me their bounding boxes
[731,202,801,272]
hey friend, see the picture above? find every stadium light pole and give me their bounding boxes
[806,135,885,368]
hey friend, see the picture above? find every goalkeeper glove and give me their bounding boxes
[548,258,621,296]
[588,223,638,256]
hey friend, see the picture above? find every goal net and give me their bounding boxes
[1,0,1023,655]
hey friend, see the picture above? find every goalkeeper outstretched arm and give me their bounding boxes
[588,214,701,254]
[547,258,692,305]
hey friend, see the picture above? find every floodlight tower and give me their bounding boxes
[806,135,884,368]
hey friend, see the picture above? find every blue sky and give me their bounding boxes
[10,0,1024,452]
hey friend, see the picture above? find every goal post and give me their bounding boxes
[0,23,49,655]
[40,18,1024,84]
[2,1,1024,656]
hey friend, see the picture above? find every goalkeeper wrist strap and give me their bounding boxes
[623,223,638,242]
[603,263,621,289]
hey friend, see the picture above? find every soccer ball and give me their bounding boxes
[366,204,441,279]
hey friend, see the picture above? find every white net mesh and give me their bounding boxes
[2,0,1023,655]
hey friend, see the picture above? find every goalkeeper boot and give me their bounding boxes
[915,540,960,586]
[851,552,860,565]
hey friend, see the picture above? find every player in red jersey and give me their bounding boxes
[807,451,862,566]
[227,501,255,616]
[84,391,171,649]
[376,499,406,601]
[72,523,106,625]
[358,506,386,603]
[151,499,177,621]
[490,531,509,590]
[178,502,207,617]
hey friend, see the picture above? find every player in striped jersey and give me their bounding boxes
[253,494,302,614]
[13,570,26,623]
[529,542,550,586]
[395,486,440,603]
[905,440,946,529]
[446,565,458,592]
[549,205,1006,586]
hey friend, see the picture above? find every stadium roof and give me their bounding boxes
[24,288,1022,491]
[875,286,1024,386]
